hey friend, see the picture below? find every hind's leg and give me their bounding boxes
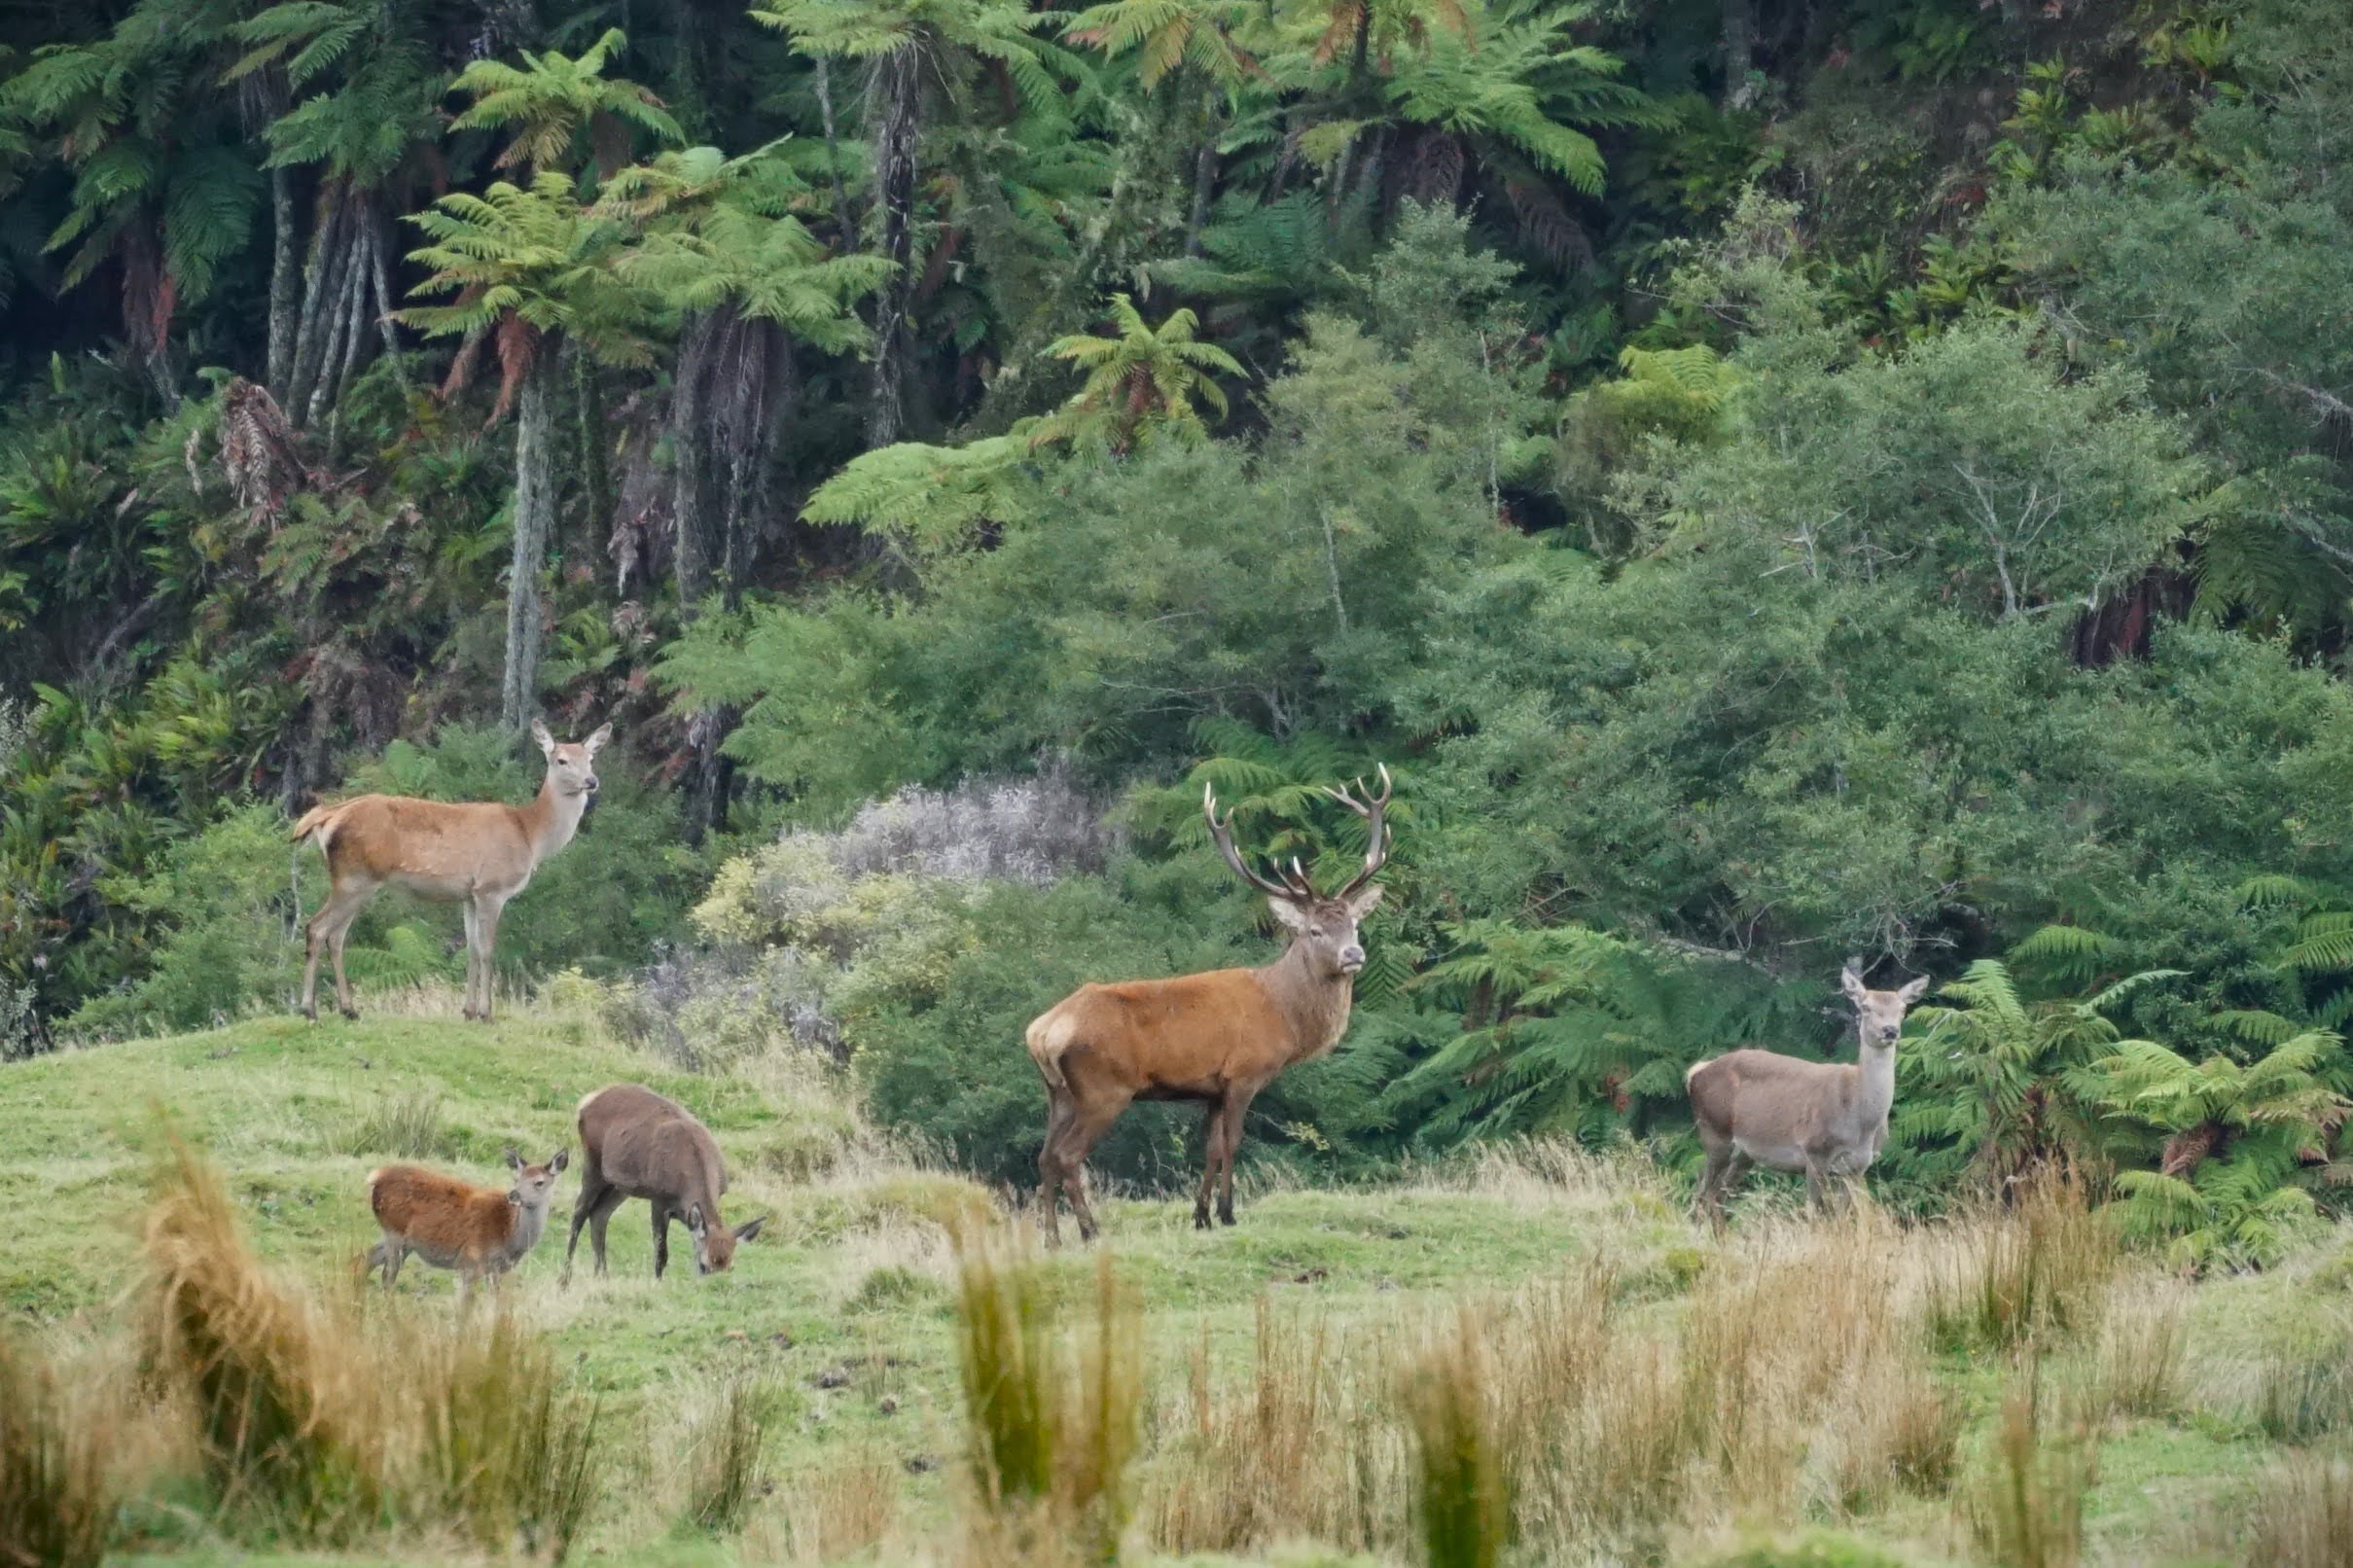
[1037,1092,1075,1246]
[301,880,374,1020]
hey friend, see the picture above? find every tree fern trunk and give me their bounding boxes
[369,201,404,382]
[267,167,299,398]
[1721,0,1755,108]
[502,338,560,733]
[866,43,923,450]
[670,311,717,607]
[287,186,351,427]
[1185,102,1218,259]
[815,58,860,253]
[576,349,612,563]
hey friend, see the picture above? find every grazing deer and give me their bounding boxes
[290,719,610,1023]
[1686,960,1931,1226]
[362,1147,569,1301]
[561,1084,768,1281]
[1027,768,1393,1244]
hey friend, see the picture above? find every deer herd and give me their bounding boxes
[305,720,1933,1300]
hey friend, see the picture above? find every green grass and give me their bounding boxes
[6,1006,2350,1565]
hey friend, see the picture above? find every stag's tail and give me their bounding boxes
[1025,1011,1073,1094]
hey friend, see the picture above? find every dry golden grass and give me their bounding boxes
[2213,1454,2353,1568]
[765,1450,904,1563]
[0,1328,113,1568]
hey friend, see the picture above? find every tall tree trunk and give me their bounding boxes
[267,167,300,397]
[369,203,404,382]
[670,312,718,606]
[1185,101,1218,258]
[576,349,612,556]
[1722,0,1756,108]
[501,339,560,733]
[287,186,352,427]
[815,58,860,253]
[866,44,923,450]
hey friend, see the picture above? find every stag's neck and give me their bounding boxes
[517,775,591,864]
[1852,1031,1898,1128]
[1262,942,1356,1064]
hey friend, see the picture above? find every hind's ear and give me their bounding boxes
[550,1148,570,1173]
[584,722,612,755]
[1897,975,1932,1005]
[505,1147,524,1172]
[733,1215,767,1244]
[529,719,554,755]
[1839,962,1868,1003]
[684,1202,707,1236]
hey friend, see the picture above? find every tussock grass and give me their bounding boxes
[1924,1175,2116,1354]
[328,1087,450,1159]
[1963,1365,2096,1568]
[0,1330,113,1568]
[2220,1454,2353,1568]
[953,1234,1140,1562]
[138,1134,600,1555]
[142,1134,385,1540]
[2083,1274,2191,1423]
[680,1372,782,1534]
[770,1451,902,1563]
[1407,1309,1511,1568]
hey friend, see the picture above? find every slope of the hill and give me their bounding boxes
[4,1002,2349,1565]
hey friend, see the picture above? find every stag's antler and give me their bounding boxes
[1320,763,1393,902]
[1204,782,1317,901]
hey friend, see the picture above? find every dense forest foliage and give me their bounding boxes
[6,0,2353,1265]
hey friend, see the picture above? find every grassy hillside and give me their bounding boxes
[6,1000,2353,1566]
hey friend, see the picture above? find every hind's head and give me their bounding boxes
[1840,960,1931,1048]
[531,719,611,802]
[683,1204,768,1275]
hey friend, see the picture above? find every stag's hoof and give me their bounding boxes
[301,1005,318,1022]
[1217,1209,1236,1228]
[339,1006,360,1021]
[1193,1209,1212,1231]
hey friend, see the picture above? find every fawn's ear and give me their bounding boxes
[684,1202,708,1236]
[1897,975,1932,1006]
[529,719,554,755]
[733,1215,768,1244]
[583,722,612,755]
[505,1147,524,1172]
[550,1148,570,1173]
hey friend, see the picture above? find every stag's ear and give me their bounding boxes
[1266,898,1311,933]
[1839,962,1868,1004]
[505,1146,524,1172]
[529,718,554,755]
[684,1202,707,1236]
[1345,884,1384,920]
[733,1215,767,1244]
[1897,975,1932,1006]
[550,1148,570,1173]
[583,722,612,755]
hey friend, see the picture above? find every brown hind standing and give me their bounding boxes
[1026,768,1392,1244]
[362,1147,569,1303]
[1685,960,1931,1227]
[562,1084,768,1281]
[289,719,609,1022]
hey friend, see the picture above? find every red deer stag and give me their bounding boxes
[562,1084,768,1281]
[290,719,609,1022]
[1027,768,1393,1244]
[1686,959,1931,1227]
[362,1147,569,1302]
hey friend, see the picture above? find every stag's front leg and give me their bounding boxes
[1214,1089,1256,1227]
[1193,1099,1226,1230]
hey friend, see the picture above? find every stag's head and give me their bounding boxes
[1840,960,1931,1048]
[1205,766,1393,980]
[531,719,612,801]
[503,1146,570,1214]
[683,1205,768,1275]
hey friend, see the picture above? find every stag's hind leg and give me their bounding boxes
[1213,1088,1257,1227]
[1047,1094,1132,1245]
[1037,1091,1077,1246]
[1192,1098,1226,1231]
